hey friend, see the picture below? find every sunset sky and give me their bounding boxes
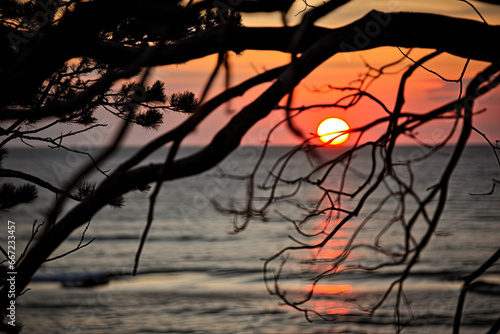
[65,1,500,147]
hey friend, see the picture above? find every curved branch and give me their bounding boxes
[117,64,287,172]
[453,246,500,333]
[84,12,500,65]
[0,169,79,201]
[2,10,498,119]
[2,7,499,329]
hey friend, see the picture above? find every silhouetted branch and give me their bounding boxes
[1,2,498,332]
[17,221,44,264]
[469,179,500,196]
[453,246,500,333]
[45,221,95,262]
[0,169,79,200]
[472,126,500,167]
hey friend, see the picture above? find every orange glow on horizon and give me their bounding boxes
[308,284,352,295]
[307,285,353,315]
[311,301,351,315]
[118,47,500,147]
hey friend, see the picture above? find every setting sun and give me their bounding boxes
[317,118,350,145]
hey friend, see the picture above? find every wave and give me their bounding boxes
[64,234,224,243]
[32,266,264,287]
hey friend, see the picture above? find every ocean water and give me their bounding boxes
[2,145,499,334]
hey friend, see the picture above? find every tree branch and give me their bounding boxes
[0,169,79,201]
[2,10,498,119]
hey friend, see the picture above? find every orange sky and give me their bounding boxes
[117,1,500,147]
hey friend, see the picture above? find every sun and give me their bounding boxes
[317,118,350,145]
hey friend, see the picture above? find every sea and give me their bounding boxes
[2,145,499,334]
